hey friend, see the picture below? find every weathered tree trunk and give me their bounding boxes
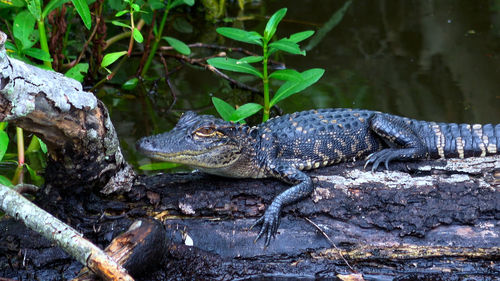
[0,32,134,194]
[0,30,499,280]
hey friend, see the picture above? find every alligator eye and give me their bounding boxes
[194,127,217,137]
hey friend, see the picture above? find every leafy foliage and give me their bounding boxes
[208,8,324,122]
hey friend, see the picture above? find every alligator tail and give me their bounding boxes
[428,122,500,159]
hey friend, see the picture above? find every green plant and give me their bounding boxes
[101,0,194,87]
[4,0,91,69]
[0,123,46,188]
[208,8,324,123]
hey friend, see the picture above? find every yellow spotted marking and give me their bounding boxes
[487,144,497,154]
[359,117,365,123]
[296,126,303,132]
[432,124,445,158]
[456,136,464,159]
[314,140,329,161]
[313,162,320,168]
[292,122,298,127]
[331,119,337,124]
[334,149,344,162]
[322,160,329,166]
[472,124,486,157]
[305,161,312,170]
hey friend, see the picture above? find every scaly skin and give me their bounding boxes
[137,109,500,246]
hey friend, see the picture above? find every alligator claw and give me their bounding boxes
[251,207,281,247]
[365,149,398,171]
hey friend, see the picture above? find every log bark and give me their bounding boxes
[132,156,499,280]
[0,184,134,281]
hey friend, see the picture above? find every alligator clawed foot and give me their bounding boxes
[365,149,398,171]
[251,208,280,247]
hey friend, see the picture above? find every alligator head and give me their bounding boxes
[136,111,246,170]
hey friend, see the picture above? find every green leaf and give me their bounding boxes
[133,28,144,43]
[270,68,325,106]
[5,41,18,53]
[207,57,263,78]
[289,30,315,43]
[139,162,182,170]
[122,77,139,90]
[71,0,92,30]
[230,103,263,122]
[269,39,305,55]
[162,36,191,55]
[65,63,89,82]
[23,48,52,61]
[264,8,287,41]
[269,69,302,81]
[101,51,127,67]
[305,0,352,51]
[169,0,194,9]
[148,0,165,10]
[38,138,47,154]
[0,176,13,188]
[13,11,37,49]
[42,0,70,19]
[0,0,24,7]
[212,97,235,121]
[111,20,131,29]
[25,163,44,186]
[131,3,140,11]
[115,10,128,17]
[237,56,263,64]
[216,27,262,46]
[0,131,9,162]
[26,0,42,20]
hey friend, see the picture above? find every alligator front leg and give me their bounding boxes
[252,164,313,246]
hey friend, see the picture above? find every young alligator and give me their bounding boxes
[137,108,500,246]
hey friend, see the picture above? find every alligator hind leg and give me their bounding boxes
[366,114,428,171]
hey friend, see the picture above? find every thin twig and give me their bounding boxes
[159,53,178,112]
[303,216,356,273]
[159,43,286,69]
[65,17,101,69]
[163,52,263,94]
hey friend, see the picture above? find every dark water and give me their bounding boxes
[107,0,500,168]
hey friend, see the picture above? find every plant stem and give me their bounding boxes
[127,9,135,57]
[16,127,24,165]
[262,41,270,122]
[141,6,170,77]
[37,19,52,69]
